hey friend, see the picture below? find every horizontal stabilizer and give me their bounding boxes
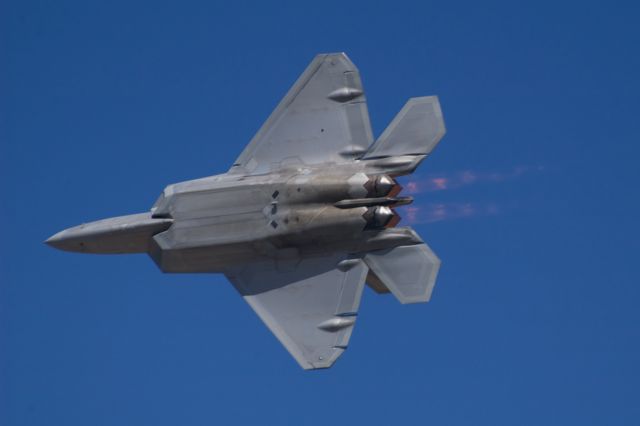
[364,96,445,159]
[364,242,441,304]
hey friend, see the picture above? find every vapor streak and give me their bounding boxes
[405,165,543,194]
[403,202,500,224]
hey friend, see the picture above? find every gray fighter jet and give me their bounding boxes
[46,53,446,369]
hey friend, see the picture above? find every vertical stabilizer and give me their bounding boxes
[364,96,445,159]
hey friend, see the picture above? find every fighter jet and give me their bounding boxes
[46,53,446,369]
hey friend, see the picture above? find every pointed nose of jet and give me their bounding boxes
[44,228,86,252]
[44,213,173,254]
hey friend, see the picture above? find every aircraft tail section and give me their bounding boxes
[364,236,441,304]
[364,96,445,160]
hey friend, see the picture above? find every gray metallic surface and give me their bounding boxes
[226,255,368,370]
[46,52,446,369]
[230,53,374,175]
[365,243,441,304]
[365,96,445,159]
[45,213,172,254]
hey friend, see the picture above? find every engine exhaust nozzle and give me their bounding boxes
[363,206,398,229]
[365,175,401,198]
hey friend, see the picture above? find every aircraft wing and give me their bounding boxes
[225,255,368,369]
[230,53,374,175]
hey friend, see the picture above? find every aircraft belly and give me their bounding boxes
[155,213,269,249]
[149,242,264,273]
[169,187,270,220]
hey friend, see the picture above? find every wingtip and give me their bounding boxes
[300,346,347,371]
[316,51,347,56]
[315,52,355,68]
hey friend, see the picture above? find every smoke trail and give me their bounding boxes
[403,202,500,224]
[404,165,543,194]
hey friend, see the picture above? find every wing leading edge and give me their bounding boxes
[230,53,374,175]
[225,255,368,369]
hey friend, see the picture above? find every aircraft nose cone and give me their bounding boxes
[44,213,173,254]
[45,230,62,246]
[45,229,78,252]
[45,226,92,252]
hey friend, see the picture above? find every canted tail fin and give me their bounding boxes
[364,96,446,159]
[364,240,441,304]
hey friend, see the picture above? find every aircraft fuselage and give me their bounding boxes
[47,157,424,273]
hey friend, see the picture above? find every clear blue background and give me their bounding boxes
[2,1,640,424]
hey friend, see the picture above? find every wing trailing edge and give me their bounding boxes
[225,255,368,370]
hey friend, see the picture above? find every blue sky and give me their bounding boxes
[2,1,640,424]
